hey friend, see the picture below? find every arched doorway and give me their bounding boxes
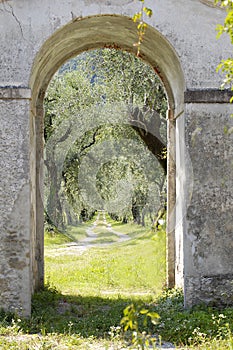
[29,14,185,295]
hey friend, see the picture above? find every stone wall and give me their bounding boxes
[184,102,233,306]
[0,0,232,315]
[0,90,31,316]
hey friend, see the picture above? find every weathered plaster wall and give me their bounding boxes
[0,96,31,316]
[0,0,232,315]
[0,0,231,88]
[184,103,233,306]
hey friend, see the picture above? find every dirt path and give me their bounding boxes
[79,212,130,246]
[46,212,130,257]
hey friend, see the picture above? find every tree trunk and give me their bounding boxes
[132,201,141,224]
[129,106,167,174]
[46,160,64,229]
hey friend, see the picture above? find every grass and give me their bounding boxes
[106,218,149,238]
[0,217,233,349]
[146,288,233,347]
[45,219,166,297]
[66,224,90,242]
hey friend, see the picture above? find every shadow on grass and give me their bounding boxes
[19,287,187,344]
[21,286,144,338]
[23,287,184,342]
[2,287,233,346]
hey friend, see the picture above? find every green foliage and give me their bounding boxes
[216,0,233,44]
[215,0,233,98]
[146,288,233,347]
[133,0,153,56]
[217,58,233,101]
[120,303,159,349]
[117,288,233,349]
[44,48,167,229]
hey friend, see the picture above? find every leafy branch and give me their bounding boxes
[120,303,160,349]
[133,0,153,56]
[215,0,233,101]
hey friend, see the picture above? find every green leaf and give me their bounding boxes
[140,308,149,314]
[147,311,160,319]
[129,320,133,330]
[143,317,148,327]
[132,13,142,23]
[143,7,153,17]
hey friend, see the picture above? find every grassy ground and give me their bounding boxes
[45,219,165,296]
[0,216,233,349]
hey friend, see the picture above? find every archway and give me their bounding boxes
[30,14,185,294]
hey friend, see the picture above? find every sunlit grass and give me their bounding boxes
[44,229,73,246]
[66,223,91,242]
[45,222,166,297]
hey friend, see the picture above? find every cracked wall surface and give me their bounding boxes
[184,103,233,306]
[0,0,231,87]
[0,98,31,316]
[0,0,232,315]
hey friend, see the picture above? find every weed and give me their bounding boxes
[120,303,160,349]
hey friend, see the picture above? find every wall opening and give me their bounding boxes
[43,48,168,297]
[30,14,185,296]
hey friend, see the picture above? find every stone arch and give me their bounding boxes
[30,15,184,114]
[29,14,185,293]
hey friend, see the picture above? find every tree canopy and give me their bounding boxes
[44,49,168,228]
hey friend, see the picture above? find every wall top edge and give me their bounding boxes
[0,87,231,103]
[184,89,232,104]
[0,86,31,100]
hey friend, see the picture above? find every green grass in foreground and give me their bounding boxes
[0,219,233,349]
[0,287,233,349]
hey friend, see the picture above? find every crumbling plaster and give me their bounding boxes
[0,0,230,89]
